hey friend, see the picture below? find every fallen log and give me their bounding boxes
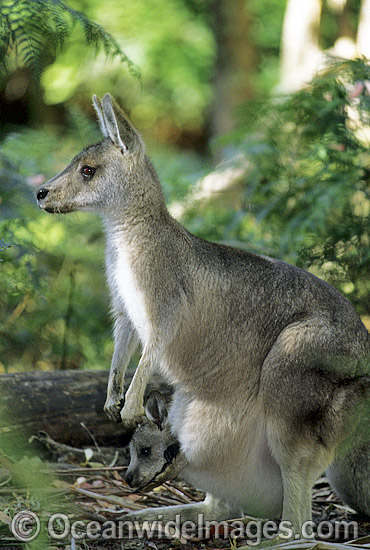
[36,431,131,466]
[0,370,171,453]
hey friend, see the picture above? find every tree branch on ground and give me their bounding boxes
[169,154,252,220]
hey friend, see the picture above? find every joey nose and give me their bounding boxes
[37,188,49,201]
[125,472,134,487]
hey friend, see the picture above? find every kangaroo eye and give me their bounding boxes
[140,447,151,457]
[81,165,95,179]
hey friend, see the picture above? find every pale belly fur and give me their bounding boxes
[113,242,151,344]
[169,392,284,519]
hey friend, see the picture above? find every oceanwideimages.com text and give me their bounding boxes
[10,510,359,547]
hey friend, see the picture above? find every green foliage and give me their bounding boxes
[41,0,214,129]
[213,59,370,314]
[152,142,210,204]
[0,400,60,550]
[248,0,286,94]
[0,0,139,372]
[0,0,139,82]
[319,0,362,50]
[0,112,110,372]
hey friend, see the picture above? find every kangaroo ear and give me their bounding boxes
[145,391,168,430]
[92,95,108,138]
[164,442,180,463]
[100,93,144,155]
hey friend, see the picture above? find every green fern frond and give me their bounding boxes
[0,0,140,81]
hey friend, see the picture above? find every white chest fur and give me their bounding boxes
[110,237,151,344]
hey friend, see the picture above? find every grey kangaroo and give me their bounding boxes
[37,93,370,537]
[128,390,370,528]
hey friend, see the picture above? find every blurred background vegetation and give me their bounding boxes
[1,0,370,373]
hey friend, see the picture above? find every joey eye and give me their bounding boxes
[140,447,152,457]
[81,165,95,179]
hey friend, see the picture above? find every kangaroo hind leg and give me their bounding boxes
[260,336,354,538]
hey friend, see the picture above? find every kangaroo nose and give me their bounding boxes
[125,472,134,487]
[37,188,49,201]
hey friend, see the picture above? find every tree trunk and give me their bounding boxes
[278,0,322,93]
[357,0,370,58]
[209,0,256,140]
[0,370,171,454]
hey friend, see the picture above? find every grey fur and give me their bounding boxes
[37,93,370,538]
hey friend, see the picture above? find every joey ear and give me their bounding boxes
[145,391,168,430]
[92,95,108,138]
[101,93,144,155]
[164,442,180,463]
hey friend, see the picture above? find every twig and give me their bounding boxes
[169,155,251,220]
[49,465,127,474]
[71,486,144,510]
[162,482,193,504]
[80,421,101,453]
